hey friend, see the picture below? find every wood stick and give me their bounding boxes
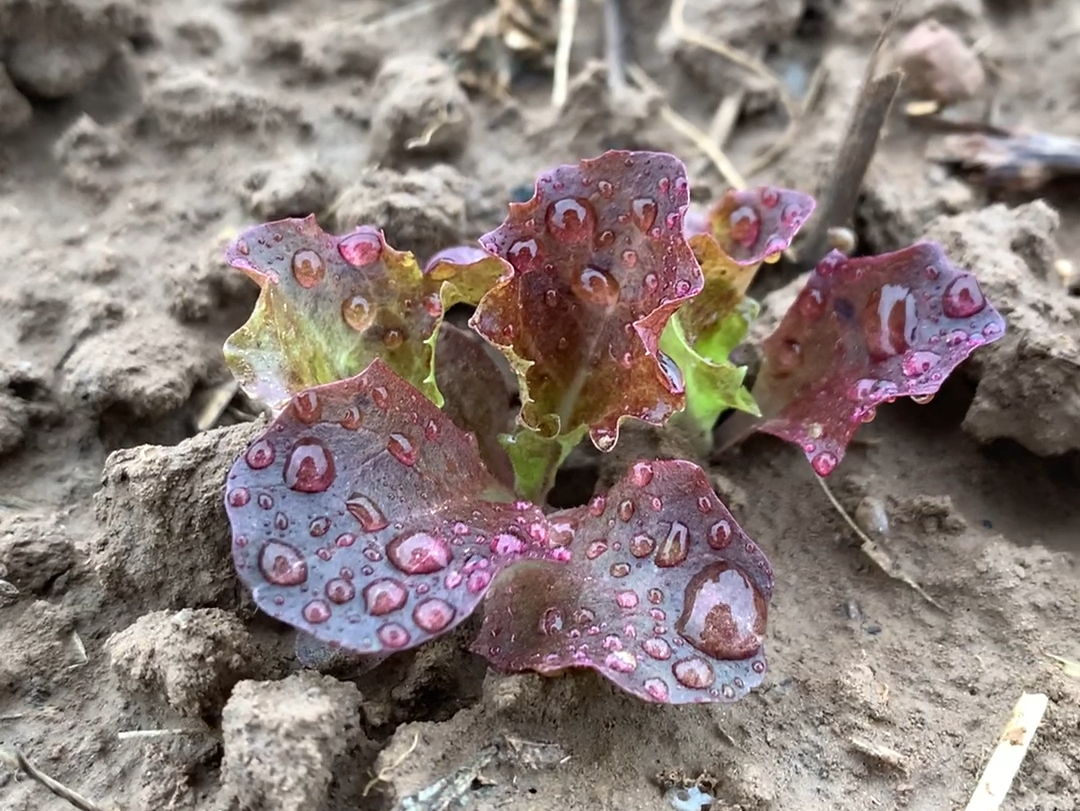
[603,0,629,99]
[0,748,111,811]
[552,0,579,108]
[964,692,1049,811]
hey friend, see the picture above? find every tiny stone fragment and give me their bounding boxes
[895,20,985,104]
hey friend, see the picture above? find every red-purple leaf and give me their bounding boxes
[754,243,1007,476]
[224,360,565,655]
[683,186,815,266]
[224,217,505,412]
[474,460,774,704]
[470,150,703,452]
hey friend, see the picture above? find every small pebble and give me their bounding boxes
[895,20,985,105]
[666,785,713,811]
[854,496,889,539]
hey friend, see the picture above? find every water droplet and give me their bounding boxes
[673,657,715,689]
[258,542,308,586]
[629,461,654,487]
[649,607,667,622]
[604,651,637,673]
[292,391,322,424]
[648,588,664,605]
[586,540,608,560]
[371,386,389,410]
[507,239,542,273]
[422,294,442,317]
[309,517,330,537]
[316,547,333,561]
[340,406,363,430]
[696,496,712,514]
[338,231,382,266]
[386,532,451,575]
[283,438,336,492]
[386,433,418,466]
[655,521,689,568]
[413,598,456,632]
[617,499,635,522]
[774,339,802,373]
[257,494,274,510]
[325,579,356,604]
[651,496,663,511]
[345,493,388,532]
[245,439,276,470]
[982,322,1002,338]
[729,206,761,247]
[363,579,408,615]
[588,495,607,516]
[677,563,767,660]
[540,608,564,634]
[942,275,986,318]
[597,180,614,198]
[902,350,941,378]
[911,393,935,405]
[363,547,383,562]
[377,622,411,648]
[629,198,658,232]
[227,487,250,508]
[610,562,631,578]
[946,329,969,346]
[642,638,671,660]
[721,684,737,699]
[236,239,250,256]
[335,533,356,548]
[616,590,639,608]
[644,677,670,701]
[811,451,837,477]
[467,570,491,593]
[603,635,622,652]
[546,198,596,243]
[760,188,780,208]
[780,203,805,229]
[621,249,639,269]
[708,520,732,549]
[490,533,526,556]
[630,533,655,558]
[863,284,917,361]
[302,599,331,624]
[544,289,558,306]
[383,328,404,349]
[274,512,289,530]
[798,288,826,320]
[595,229,615,249]
[752,660,766,674]
[572,266,620,307]
[291,249,326,287]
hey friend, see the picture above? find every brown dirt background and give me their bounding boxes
[1,0,1079,809]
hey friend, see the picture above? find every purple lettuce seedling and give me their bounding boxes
[470,151,703,453]
[663,187,816,439]
[224,359,567,655]
[754,243,1007,475]
[224,217,507,412]
[476,460,773,704]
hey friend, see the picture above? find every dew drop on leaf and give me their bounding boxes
[655,521,689,568]
[545,198,596,243]
[729,206,761,247]
[363,578,408,615]
[387,433,418,466]
[302,599,331,623]
[258,542,308,586]
[245,439,276,470]
[644,678,670,701]
[642,637,672,660]
[341,295,374,332]
[863,285,917,361]
[283,438,336,493]
[386,532,452,575]
[325,578,356,604]
[377,622,411,648]
[673,657,715,689]
[676,563,767,660]
[413,598,456,632]
[629,533,655,558]
[345,493,389,532]
[604,650,638,673]
[291,249,325,288]
[942,275,987,318]
[338,231,382,267]
[572,267,620,307]
[228,487,250,507]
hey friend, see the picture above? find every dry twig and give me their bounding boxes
[964,693,1049,811]
[551,0,579,107]
[363,731,420,798]
[0,748,113,811]
[603,0,629,99]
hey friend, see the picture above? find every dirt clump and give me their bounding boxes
[0,600,77,695]
[0,63,32,135]
[92,422,262,612]
[220,671,371,811]
[106,607,263,720]
[0,512,75,595]
[923,201,1080,455]
[241,157,341,221]
[894,19,985,104]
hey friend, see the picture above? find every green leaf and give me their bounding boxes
[499,425,586,504]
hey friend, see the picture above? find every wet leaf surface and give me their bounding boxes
[470,150,703,452]
[475,460,775,704]
[754,242,1007,475]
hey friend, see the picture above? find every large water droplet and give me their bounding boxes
[942,275,986,318]
[610,562,630,578]
[615,590,639,608]
[629,461,654,487]
[364,578,407,615]
[507,239,542,273]
[338,231,382,267]
[656,351,684,393]
[490,533,526,556]
[676,563,767,660]
[292,391,322,424]
[902,350,941,378]
[258,542,308,586]
[540,608,564,634]
[673,657,715,689]
[387,433,418,466]
[545,198,596,243]
[346,493,389,532]
[604,650,638,673]
[292,249,326,288]
[572,266,620,307]
[245,439,276,470]
[630,533,655,558]
[302,599,331,624]
[228,487,250,508]
[325,578,356,604]
[586,540,608,560]
[642,638,672,660]
[597,180,614,198]
[283,438,336,492]
[342,295,374,332]
[760,188,780,208]
[588,495,607,516]
[387,531,452,574]
[708,520,732,549]
[729,206,761,248]
[617,499,635,522]
[377,622,411,649]
[340,406,363,431]
[309,517,330,537]
[413,598,456,632]
[863,285,917,361]
[655,521,689,568]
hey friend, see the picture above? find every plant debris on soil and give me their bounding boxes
[1,0,1078,810]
